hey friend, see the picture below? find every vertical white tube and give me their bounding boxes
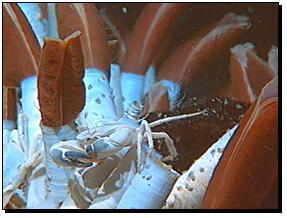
[143,65,156,96]
[110,64,124,119]
[20,76,43,156]
[18,3,47,47]
[121,72,145,112]
[77,68,117,130]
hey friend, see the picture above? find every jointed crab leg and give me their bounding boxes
[149,110,206,128]
[152,132,177,162]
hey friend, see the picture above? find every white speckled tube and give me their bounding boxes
[18,3,47,46]
[159,80,181,110]
[20,76,43,156]
[77,68,117,130]
[121,72,145,111]
[143,65,156,95]
[41,124,77,204]
[117,157,179,209]
[164,126,238,209]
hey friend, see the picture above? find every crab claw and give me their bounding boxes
[50,142,93,168]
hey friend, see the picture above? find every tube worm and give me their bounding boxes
[220,43,276,104]
[55,3,117,128]
[157,13,250,109]
[120,3,184,111]
[37,31,85,207]
[201,77,278,209]
[3,2,41,160]
[3,3,40,87]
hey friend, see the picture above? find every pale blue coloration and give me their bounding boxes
[42,125,77,203]
[121,72,145,111]
[21,76,43,156]
[117,157,179,209]
[47,3,58,38]
[159,80,181,110]
[110,64,124,118]
[3,130,25,188]
[143,65,156,95]
[18,3,47,47]
[77,68,117,129]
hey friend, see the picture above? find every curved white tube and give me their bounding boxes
[164,125,238,209]
[20,76,43,157]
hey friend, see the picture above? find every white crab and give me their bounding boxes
[50,102,206,173]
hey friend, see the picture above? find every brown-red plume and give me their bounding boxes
[201,77,278,209]
[220,43,276,104]
[122,3,184,75]
[55,3,109,74]
[38,31,85,127]
[157,13,250,93]
[3,3,40,87]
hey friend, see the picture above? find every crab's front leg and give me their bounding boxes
[136,120,155,173]
[50,141,93,168]
[152,132,178,162]
[85,126,134,160]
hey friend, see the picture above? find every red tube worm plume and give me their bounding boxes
[3,88,17,121]
[201,77,278,209]
[220,43,276,104]
[3,3,40,87]
[99,6,129,65]
[56,3,109,74]
[122,3,184,75]
[157,13,250,91]
[144,82,170,114]
[37,31,85,127]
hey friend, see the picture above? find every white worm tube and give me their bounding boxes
[41,124,78,206]
[20,76,43,157]
[159,80,181,110]
[121,72,145,111]
[17,3,47,47]
[77,68,117,130]
[143,65,156,95]
[110,64,124,119]
[163,125,238,209]
[117,157,179,209]
[3,129,25,189]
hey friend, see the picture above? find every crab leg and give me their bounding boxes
[149,110,206,128]
[152,132,178,162]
